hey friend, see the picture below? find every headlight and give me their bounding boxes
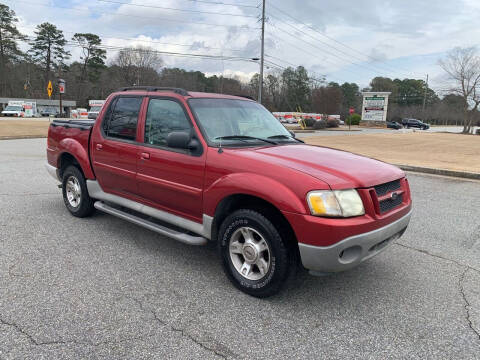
[307,189,365,217]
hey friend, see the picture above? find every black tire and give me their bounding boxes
[62,165,95,218]
[218,209,291,298]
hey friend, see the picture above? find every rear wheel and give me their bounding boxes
[218,209,291,298]
[62,165,95,218]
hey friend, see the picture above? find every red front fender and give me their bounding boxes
[203,172,307,217]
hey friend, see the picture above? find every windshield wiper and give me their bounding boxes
[267,134,304,143]
[215,135,277,145]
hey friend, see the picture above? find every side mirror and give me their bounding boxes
[289,130,296,138]
[166,131,199,150]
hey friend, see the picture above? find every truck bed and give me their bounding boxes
[51,119,95,130]
[47,119,96,179]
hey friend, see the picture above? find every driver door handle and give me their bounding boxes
[96,144,103,150]
[140,152,150,160]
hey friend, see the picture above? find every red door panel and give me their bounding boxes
[92,139,139,196]
[90,96,145,197]
[135,97,206,222]
[137,148,205,222]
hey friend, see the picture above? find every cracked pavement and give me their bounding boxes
[0,138,479,359]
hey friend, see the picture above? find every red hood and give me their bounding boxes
[242,144,404,189]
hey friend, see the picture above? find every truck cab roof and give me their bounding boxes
[113,86,254,101]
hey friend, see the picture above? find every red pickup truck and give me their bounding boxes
[46,87,412,297]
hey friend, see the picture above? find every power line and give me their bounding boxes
[6,0,260,30]
[263,60,285,71]
[265,55,350,85]
[101,0,260,9]
[97,0,258,18]
[268,12,403,78]
[22,37,256,62]
[269,5,378,62]
[61,30,246,54]
[159,0,260,9]
[268,20,400,79]
[11,5,247,56]
[268,3,416,77]
[261,59,349,110]
[68,44,253,61]
[266,31,372,81]
[265,54,297,69]
[268,18,402,78]
[263,54,351,85]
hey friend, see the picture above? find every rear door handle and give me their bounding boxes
[140,152,150,160]
[96,144,103,150]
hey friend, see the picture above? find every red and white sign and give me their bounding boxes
[58,79,65,94]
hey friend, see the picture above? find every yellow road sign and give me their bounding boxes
[47,81,53,98]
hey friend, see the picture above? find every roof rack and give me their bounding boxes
[234,94,256,101]
[117,86,189,96]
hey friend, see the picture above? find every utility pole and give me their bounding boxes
[258,0,266,104]
[422,74,429,115]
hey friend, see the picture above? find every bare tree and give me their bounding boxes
[113,46,163,86]
[439,47,480,133]
[311,85,343,115]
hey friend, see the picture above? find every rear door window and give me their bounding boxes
[104,97,143,141]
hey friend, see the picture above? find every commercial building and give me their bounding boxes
[0,97,77,117]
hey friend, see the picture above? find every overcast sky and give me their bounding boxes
[5,0,480,90]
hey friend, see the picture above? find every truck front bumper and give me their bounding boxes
[298,209,412,274]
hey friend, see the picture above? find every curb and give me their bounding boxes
[323,129,362,132]
[396,164,480,180]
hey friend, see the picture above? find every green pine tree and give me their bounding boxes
[29,22,71,86]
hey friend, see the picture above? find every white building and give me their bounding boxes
[0,97,77,117]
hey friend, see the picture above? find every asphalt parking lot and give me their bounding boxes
[1,138,479,359]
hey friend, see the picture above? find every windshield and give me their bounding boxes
[4,106,22,111]
[189,98,292,145]
[89,106,102,112]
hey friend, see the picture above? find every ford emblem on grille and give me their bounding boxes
[390,192,398,200]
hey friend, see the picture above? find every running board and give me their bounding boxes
[94,201,208,246]
[86,180,212,239]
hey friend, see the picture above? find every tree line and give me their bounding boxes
[0,3,477,130]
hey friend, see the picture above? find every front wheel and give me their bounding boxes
[62,165,95,218]
[218,209,291,298]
